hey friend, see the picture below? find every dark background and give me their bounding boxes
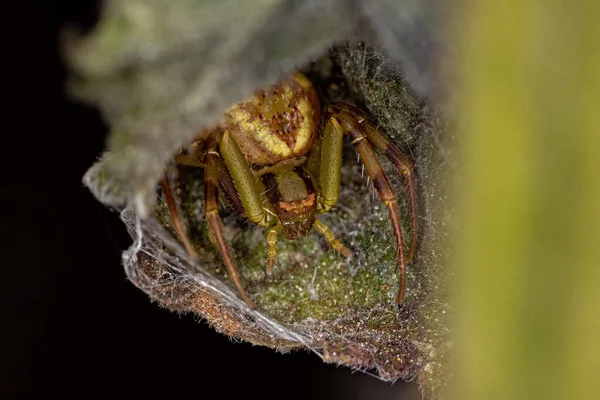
[5,1,418,397]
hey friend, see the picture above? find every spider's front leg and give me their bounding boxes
[329,103,418,263]
[320,108,411,303]
[163,140,246,257]
[203,131,256,309]
[160,133,256,308]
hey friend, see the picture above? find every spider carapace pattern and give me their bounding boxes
[161,72,417,309]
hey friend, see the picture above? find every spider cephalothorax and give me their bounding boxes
[162,72,417,309]
[262,168,318,240]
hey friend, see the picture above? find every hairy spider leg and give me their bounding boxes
[218,128,300,279]
[313,220,352,258]
[327,111,408,303]
[160,176,199,261]
[166,129,263,308]
[165,139,245,247]
[203,132,255,309]
[329,103,418,263]
[266,225,282,273]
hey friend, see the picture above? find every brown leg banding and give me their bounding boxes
[204,136,255,309]
[160,175,199,262]
[365,125,418,264]
[329,102,418,264]
[313,220,352,258]
[333,113,407,303]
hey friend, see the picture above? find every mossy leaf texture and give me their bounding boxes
[74,1,452,398]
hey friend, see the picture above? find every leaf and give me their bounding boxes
[72,1,452,397]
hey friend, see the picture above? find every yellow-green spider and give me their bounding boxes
[161,71,417,309]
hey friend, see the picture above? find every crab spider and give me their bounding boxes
[162,72,417,309]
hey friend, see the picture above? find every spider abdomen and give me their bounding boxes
[222,72,321,166]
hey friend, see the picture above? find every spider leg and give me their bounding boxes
[329,103,418,263]
[361,124,417,262]
[219,129,268,227]
[160,175,198,261]
[305,131,322,188]
[164,141,244,257]
[214,157,246,215]
[183,135,247,216]
[330,111,408,303]
[266,225,282,273]
[317,117,344,213]
[313,220,352,258]
[204,133,255,309]
[174,146,250,216]
[174,153,205,168]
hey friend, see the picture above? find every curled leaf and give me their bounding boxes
[73,1,452,397]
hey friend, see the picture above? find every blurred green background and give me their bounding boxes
[67,0,600,398]
[453,1,600,399]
